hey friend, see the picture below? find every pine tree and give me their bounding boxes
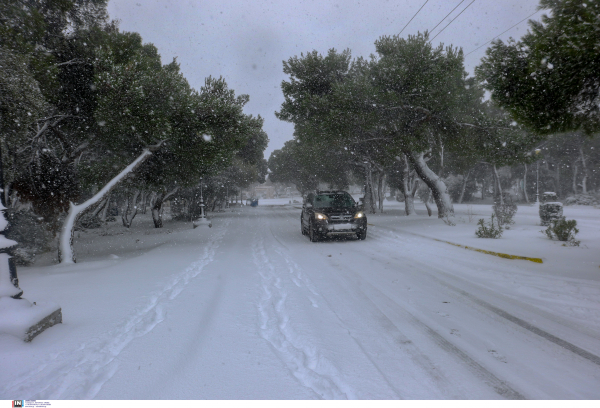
[476,0,600,135]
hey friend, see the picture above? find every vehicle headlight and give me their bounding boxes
[315,212,328,220]
[354,211,364,219]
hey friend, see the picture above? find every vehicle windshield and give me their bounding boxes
[313,193,356,209]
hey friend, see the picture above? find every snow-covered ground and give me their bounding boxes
[1,199,599,399]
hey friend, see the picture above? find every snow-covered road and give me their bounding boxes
[2,203,600,399]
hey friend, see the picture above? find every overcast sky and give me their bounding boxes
[106,0,544,159]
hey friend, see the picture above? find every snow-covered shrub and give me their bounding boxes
[12,247,37,265]
[4,209,54,265]
[539,202,563,226]
[543,217,579,246]
[493,194,517,228]
[564,194,599,206]
[475,214,503,238]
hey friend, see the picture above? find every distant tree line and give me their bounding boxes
[0,0,268,263]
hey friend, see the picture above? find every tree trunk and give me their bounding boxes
[369,170,377,214]
[407,151,453,218]
[363,181,372,213]
[377,172,386,212]
[402,177,416,216]
[91,197,108,218]
[398,155,418,216]
[99,194,111,223]
[3,183,10,208]
[458,169,471,204]
[152,187,179,228]
[372,171,379,212]
[555,165,560,198]
[493,164,504,205]
[523,164,529,203]
[572,163,578,194]
[424,193,433,217]
[363,164,376,214]
[481,176,486,201]
[58,149,154,264]
[151,205,162,228]
[579,147,588,194]
[121,189,140,228]
[139,190,148,214]
[149,191,157,210]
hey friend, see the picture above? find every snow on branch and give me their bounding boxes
[455,122,514,131]
[59,146,159,264]
[55,59,87,67]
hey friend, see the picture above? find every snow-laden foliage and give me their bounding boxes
[539,202,564,226]
[0,48,49,148]
[564,194,600,206]
[4,210,53,265]
[275,33,547,218]
[477,0,600,135]
[543,216,580,246]
[1,0,268,263]
[475,214,503,239]
[493,194,518,228]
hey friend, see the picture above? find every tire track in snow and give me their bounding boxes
[252,234,356,399]
[371,226,600,367]
[301,223,519,396]
[2,221,229,399]
[330,243,526,399]
[273,247,320,307]
[270,209,462,398]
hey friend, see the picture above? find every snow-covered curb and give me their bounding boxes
[0,297,62,342]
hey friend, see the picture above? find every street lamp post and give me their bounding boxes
[193,177,211,228]
[199,178,206,219]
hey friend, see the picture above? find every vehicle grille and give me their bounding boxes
[329,213,353,222]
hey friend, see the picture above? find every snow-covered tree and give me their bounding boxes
[476,0,600,135]
[277,34,494,218]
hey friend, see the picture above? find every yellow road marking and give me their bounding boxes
[433,239,543,263]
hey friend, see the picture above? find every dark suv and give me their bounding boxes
[301,191,367,242]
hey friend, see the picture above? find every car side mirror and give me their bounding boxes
[305,203,313,209]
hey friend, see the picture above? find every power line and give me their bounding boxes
[399,0,430,36]
[465,9,542,56]
[430,0,476,42]
[429,0,466,36]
